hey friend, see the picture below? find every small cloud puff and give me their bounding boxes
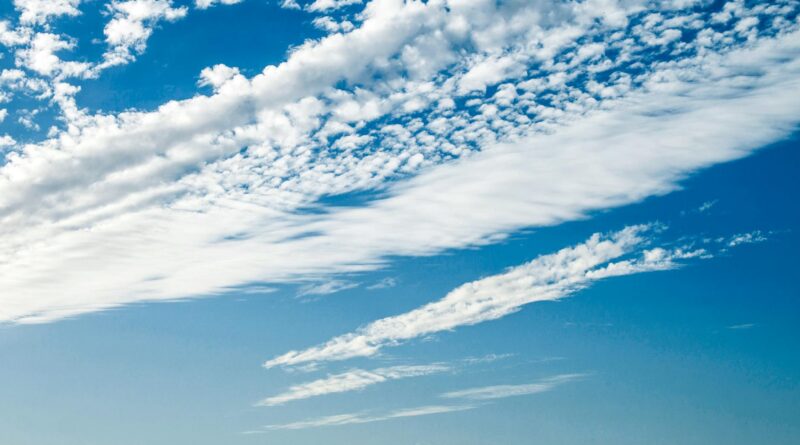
[0,134,17,147]
[198,63,243,91]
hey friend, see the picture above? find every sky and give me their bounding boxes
[0,0,799,443]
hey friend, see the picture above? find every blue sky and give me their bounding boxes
[1,0,799,443]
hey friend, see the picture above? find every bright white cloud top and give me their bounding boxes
[0,0,799,324]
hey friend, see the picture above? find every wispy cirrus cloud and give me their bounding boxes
[296,279,359,297]
[727,323,756,330]
[256,364,450,407]
[441,373,587,401]
[246,403,476,432]
[460,353,515,366]
[248,372,585,432]
[366,277,397,290]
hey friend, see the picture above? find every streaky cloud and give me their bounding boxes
[264,225,705,368]
[441,373,587,400]
[256,364,450,407]
[246,403,475,432]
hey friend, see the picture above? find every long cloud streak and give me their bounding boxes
[264,225,707,368]
[256,364,449,407]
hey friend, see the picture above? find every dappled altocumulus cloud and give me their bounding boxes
[0,0,799,323]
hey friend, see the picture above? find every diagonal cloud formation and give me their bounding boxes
[247,404,476,432]
[248,372,585,432]
[264,225,706,368]
[441,373,587,400]
[256,364,450,407]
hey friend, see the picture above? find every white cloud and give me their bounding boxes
[265,220,761,368]
[458,54,525,94]
[15,32,91,77]
[2,0,205,120]
[0,135,16,147]
[698,200,718,213]
[249,371,583,432]
[0,1,798,324]
[727,323,755,330]
[247,403,474,432]
[297,279,359,297]
[307,0,362,13]
[98,0,188,69]
[279,0,301,10]
[312,16,355,33]
[727,230,768,247]
[0,20,30,47]
[263,225,697,368]
[256,364,449,406]
[441,373,586,400]
[367,277,397,290]
[13,0,82,25]
[460,353,514,365]
[195,0,242,9]
[197,64,243,91]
